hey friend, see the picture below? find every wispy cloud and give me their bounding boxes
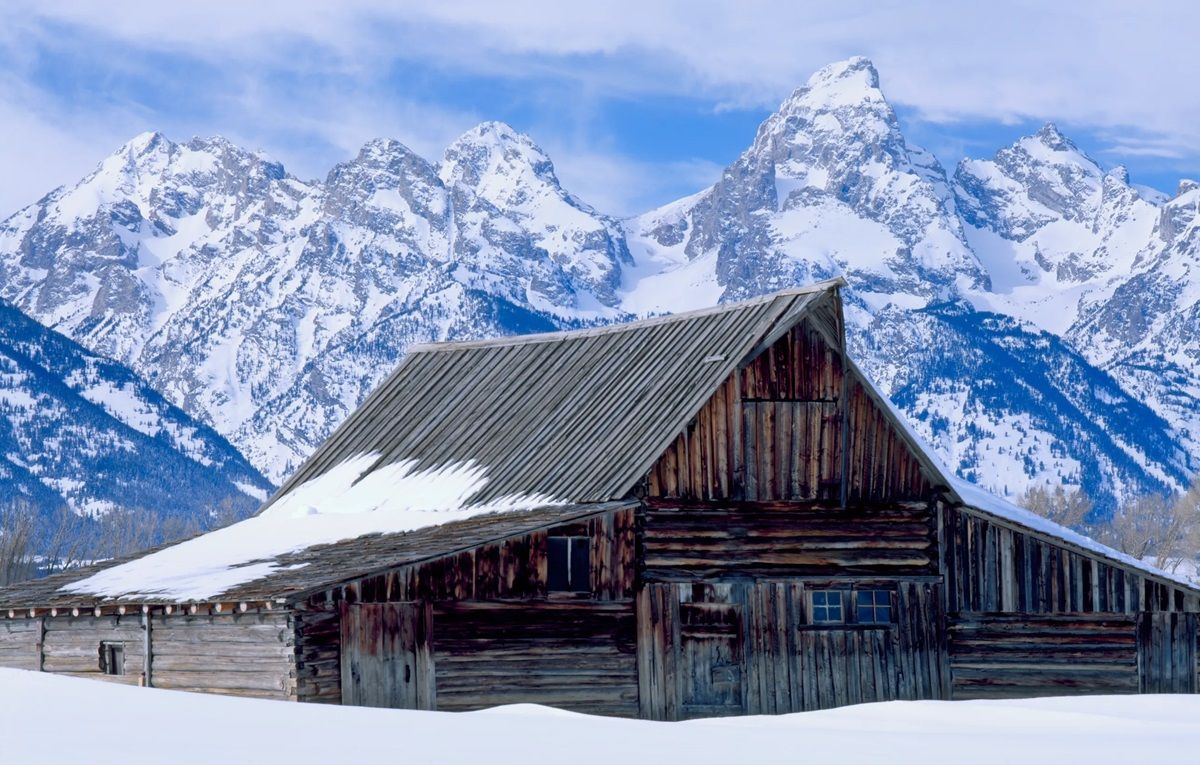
[0,1,1198,215]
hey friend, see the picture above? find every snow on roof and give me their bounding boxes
[59,453,565,602]
[848,359,1198,591]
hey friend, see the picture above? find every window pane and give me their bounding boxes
[547,537,570,591]
[570,537,590,592]
[811,591,844,623]
[855,590,892,624]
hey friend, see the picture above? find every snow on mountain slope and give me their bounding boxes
[953,126,1161,334]
[1068,180,1200,455]
[0,298,270,520]
[625,56,986,314]
[0,56,1195,512]
[858,303,1188,510]
[0,127,627,481]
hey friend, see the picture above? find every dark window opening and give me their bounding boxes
[810,590,844,624]
[99,642,125,676]
[547,536,590,592]
[855,590,893,624]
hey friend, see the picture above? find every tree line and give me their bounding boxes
[0,498,251,587]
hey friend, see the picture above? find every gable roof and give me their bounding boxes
[270,278,847,507]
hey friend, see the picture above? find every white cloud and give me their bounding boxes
[1,1,1198,216]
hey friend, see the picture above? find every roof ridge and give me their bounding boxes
[409,278,846,352]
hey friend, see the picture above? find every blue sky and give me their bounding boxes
[2,2,1198,216]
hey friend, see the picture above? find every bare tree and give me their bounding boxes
[1019,484,1093,530]
[1091,482,1200,573]
[0,501,37,586]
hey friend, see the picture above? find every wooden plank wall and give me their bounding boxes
[949,614,1140,699]
[294,508,636,706]
[41,615,143,685]
[637,579,946,719]
[307,509,636,607]
[641,500,938,579]
[0,618,40,671]
[1138,612,1199,694]
[150,612,296,699]
[431,600,638,717]
[941,504,1200,615]
[646,321,929,503]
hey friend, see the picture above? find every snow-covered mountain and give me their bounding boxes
[0,127,623,479]
[0,298,270,520]
[0,56,1195,512]
[624,57,1194,509]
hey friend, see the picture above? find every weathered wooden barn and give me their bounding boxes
[1,279,1197,717]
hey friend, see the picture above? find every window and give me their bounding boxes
[810,590,844,624]
[855,590,892,624]
[99,642,125,676]
[547,536,590,592]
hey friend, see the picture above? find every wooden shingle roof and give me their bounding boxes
[269,279,846,507]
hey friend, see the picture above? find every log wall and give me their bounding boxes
[150,612,296,699]
[647,321,930,503]
[0,618,40,671]
[432,600,638,717]
[948,614,1140,699]
[42,615,144,684]
[641,500,938,580]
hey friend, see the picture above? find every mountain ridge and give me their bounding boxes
[0,56,1195,513]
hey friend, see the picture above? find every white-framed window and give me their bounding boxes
[855,590,892,624]
[809,590,844,624]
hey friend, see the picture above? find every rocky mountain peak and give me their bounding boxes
[1034,122,1075,151]
[439,121,560,201]
[778,56,884,114]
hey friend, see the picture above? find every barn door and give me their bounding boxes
[678,585,746,718]
[1138,612,1198,694]
[340,602,435,709]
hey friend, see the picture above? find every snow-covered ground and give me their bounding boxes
[2,669,1197,764]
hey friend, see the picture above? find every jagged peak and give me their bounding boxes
[440,120,558,190]
[778,56,885,114]
[1034,122,1074,151]
[1176,179,1199,197]
[1104,165,1130,186]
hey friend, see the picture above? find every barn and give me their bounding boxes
[1,279,1197,717]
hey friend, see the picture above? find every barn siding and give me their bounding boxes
[432,600,638,717]
[0,618,40,671]
[149,612,296,700]
[941,504,1196,615]
[949,614,1140,699]
[641,501,938,579]
[648,322,930,503]
[637,579,946,719]
[295,508,638,708]
[42,615,144,683]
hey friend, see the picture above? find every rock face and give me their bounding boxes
[0,57,1195,512]
[629,58,985,314]
[0,126,626,481]
[0,298,270,519]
